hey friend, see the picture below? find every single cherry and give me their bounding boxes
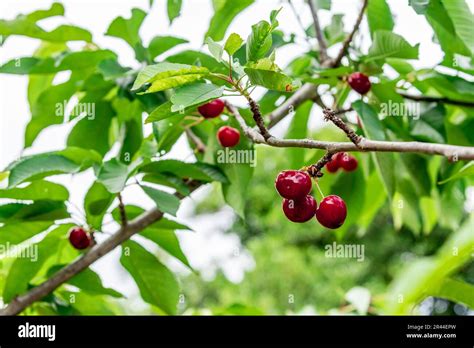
[275,170,312,200]
[68,227,92,250]
[339,154,358,172]
[282,195,317,223]
[347,72,371,94]
[316,195,347,229]
[325,153,344,173]
[198,99,225,118]
[217,126,240,147]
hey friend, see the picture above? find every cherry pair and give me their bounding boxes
[198,99,240,148]
[326,153,358,173]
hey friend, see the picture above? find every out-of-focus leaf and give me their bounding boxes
[84,182,114,230]
[141,185,180,216]
[167,0,183,24]
[205,0,254,41]
[148,36,188,60]
[367,0,394,38]
[438,161,474,184]
[0,221,52,246]
[0,180,68,201]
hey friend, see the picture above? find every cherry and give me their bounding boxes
[339,153,358,172]
[275,170,312,200]
[325,153,344,173]
[347,72,371,94]
[68,227,92,250]
[316,195,347,229]
[282,195,317,223]
[217,126,240,147]
[198,99,225,118]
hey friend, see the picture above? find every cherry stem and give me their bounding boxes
[314,180,325,200]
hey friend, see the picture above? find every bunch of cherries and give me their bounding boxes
[198,99,240,148]
[275,170,347,229]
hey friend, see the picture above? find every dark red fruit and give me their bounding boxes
[68,227,91,250]
[275,170,312,200]
[348,72,371,94]
[217,126,240,147]
[282,195,317,223]
[339,154,358,172]
[316,195,347,229]
[198,99,225,118]
[326,153,344,173]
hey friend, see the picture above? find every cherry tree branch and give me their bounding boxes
[322,108,361,146]
[398,92,474,108]
[0,181,202,316]
[117,193,127,226]
[228,103,474,160]
[307,0,329,61]
[331,0,368,67]
[185,128,206,153]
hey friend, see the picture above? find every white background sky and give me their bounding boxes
[1,0,473,312]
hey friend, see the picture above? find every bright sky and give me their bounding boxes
[1,0,473,311]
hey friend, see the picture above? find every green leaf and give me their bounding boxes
[166,50,228,75]
[96,159,132,194]
[366,30,419,62]
[0,221,52,246]
[132,62,209,94]
[434,278,474,309]
[322,14,345,46]
[146,101,189,123]
[141,186,181,216]
[205,37,224,63]
[105,8,146,58]
[0,180,68,201]
[167,0,183,24]
[440,0,474,55]
[224,33,244,56]
[64,267,124,298]
[353,101,395,197]
[5,154,81,188]
[313,0,331,10]
[205,0,254,41]
[245,65,300,92]
[67,102,115,156]
[148,36,188,60]
[367,0,394,38]
[84,182,114,230]
[2,224,72,303]
[0,201,68,223]
[409,0,431,14]
[438,161,474,184]
[141,228,192,268]
[0,3,91,43]
[246,21,273,62]
[170,83,224,112]
[120,241,179,314]
[143,174,191,196]
[111,205,191,230]
[140,159,228,183]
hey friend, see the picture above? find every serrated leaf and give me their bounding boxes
[132,62,209,93]
[170,83,224,112]
[141,186,180,216]
[120,241,179,314]
[366,30,419,62]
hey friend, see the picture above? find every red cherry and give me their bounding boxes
[217,126,240,147]
[339,154,358,172]
[68,227,91,250]
[326,153,344,173]
[198,99,225,118]
[282,195,317,223]
[347,72,371,94]
[275,170,312,200]
[316,195,347,229]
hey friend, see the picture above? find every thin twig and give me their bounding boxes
[185,128,206,153]
[307,152,334,178]
[117,193,127,226]
[331,0,368,67]
[398,92,474,108]
[307,0,328,62]
[323,108,361,146]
